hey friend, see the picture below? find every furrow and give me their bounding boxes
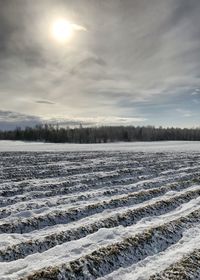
[100,225,200,280]
[150,249,200,280]
[0,186,199,261]
[0,170,199,209]
[1,180,200,234]
[19,209,200,280]
[0,176,199,221]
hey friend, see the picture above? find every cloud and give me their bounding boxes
[0,110,40,122]
[176,108,192,118]
[0,0,200,128]
[0,110,42,130]
[191,89,200,95]
[78,57,106,68]
[71,23,87,32]
[35,100,55,104]
[69,55,107,79]
[193,99,200,104]
[0,109,147,130]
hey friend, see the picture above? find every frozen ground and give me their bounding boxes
[0,141,200,279]
[1,140,200,152]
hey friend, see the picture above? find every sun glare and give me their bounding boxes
[52,19,74,42]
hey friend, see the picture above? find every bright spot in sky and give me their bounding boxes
[52,19,73,42]
[51,18,86,43]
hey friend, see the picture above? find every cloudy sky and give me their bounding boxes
[0,0,200,129]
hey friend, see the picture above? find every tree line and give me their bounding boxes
[0,124,200,143]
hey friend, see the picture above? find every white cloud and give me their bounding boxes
[176,108,192,117]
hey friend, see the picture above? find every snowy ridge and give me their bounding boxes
[150,249,200,279]
[0,148,200,279]
[100,226,200,280]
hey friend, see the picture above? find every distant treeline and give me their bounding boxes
[0,124,200,143]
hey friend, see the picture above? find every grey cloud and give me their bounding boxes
[69,55,107,80]
[76,56,106,69]
[50,120,94,127]
[0,0,200,128]
[35,100,55,104]
[0,110,41,122]
[0,110,92,130]
[0,110,42,130]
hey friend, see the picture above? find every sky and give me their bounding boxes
[0,0,200,129]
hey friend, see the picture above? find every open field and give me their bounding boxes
[1,140,200,152]
[0,141,200,279]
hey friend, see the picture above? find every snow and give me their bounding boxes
[0,144,200,279]
[0,140,200,152]
[0,196,199,280]
[100,225,200,280]
[0,183,199,250]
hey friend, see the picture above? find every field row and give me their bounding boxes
[0,151,199,279]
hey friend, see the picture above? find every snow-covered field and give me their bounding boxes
[1,140,200,152]
[0,141,200,279]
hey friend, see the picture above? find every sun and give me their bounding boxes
[51,19,74,42]
[50,18,87,44]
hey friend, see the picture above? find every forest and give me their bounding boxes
[0,124,200,143]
